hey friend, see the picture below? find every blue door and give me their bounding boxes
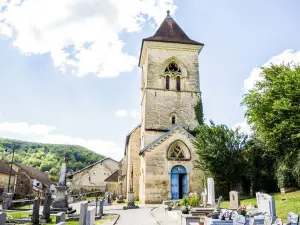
[171,165,187,200]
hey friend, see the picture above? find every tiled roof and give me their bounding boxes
[0,160,16,175]
[14,162,51,187]
[104,170,118,182]
[143,12,203,46]
[139,125,195,155]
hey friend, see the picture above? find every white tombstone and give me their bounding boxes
[233,215,246,225]
[207,178,215,207]
[230,191,240,209]
[86,207,96,225]
[256,192,276,217]
[79,202,88,225]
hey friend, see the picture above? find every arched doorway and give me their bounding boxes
[171,165,187,199]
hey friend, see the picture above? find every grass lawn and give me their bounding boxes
[220,191,300,220]
[4,211,31,219]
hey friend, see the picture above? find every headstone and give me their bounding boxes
[79,202,88,225]
[1,192,13,210]
[56,223,66,225]
[207,178,215,207]
[43,192,52,222]
[56,212,66,223]
[31,197,40,225]
[99,199,104,216]
[201,193,207,207]
[229,191,240,209]
[233,215,245,225]
[0,212,6,225]
[256,193,276,217]
[286,212,299,225]
[217,196,223,209]
[86,207,96,225]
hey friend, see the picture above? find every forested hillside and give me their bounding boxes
[0,138,105,177]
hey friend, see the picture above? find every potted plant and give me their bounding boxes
[211,209,219,219]
[199,215,206,225]
[181,206,189,214]
[167,204,173,211]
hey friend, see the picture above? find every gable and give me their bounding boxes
[140,125,195,155]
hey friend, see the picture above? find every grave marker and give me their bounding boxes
[31,197,40,225]
[0,212,6,225]
[79,202,88,225]
[86,207,96,225]
[56,212,66,223]
[256,192,276,217]
[229,191,240,209]
[286,212,299,225]
[43,192,52,222]
[207,178,215,207]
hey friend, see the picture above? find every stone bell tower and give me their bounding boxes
[138,11,204,149]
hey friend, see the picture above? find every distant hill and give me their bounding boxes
[0,138,105,179]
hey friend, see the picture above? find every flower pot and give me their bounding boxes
[211,214,219,219]
[199,222,204,225]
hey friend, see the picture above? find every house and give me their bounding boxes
[68,158,118,192]
[0,160,16,196]
[104,170,119,194]
[13,162,52,198]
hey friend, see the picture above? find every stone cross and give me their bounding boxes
[56,212,66,223]
[43,192,52,222]
[79,202,88,225]
[207,178,215,207]
[0,212,6,225]
[86,207,96,225]
[229,191,240,209]
[31,197,40,225]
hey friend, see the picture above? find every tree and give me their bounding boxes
[194,121,248,195]
[242,63,300,187]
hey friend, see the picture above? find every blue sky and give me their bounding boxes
[0,0,300,160]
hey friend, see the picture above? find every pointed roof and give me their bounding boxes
[143,10,203,46]
[139,125,195,155]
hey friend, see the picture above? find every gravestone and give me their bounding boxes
[99,199,104,216]
[202,193,207,207]
[79,202,88,225]
[0,212,6,225]
[56,212,66,223]
[56,223,66,225]
[256,193,276,217]
[86,207,96,225]
[43,192,52,222]
[207,178,215,207]
[229,191,240,210]
[217,196,223,209]
[286,212,299,225]
[31,197,40,225]
[2,192,13,210]
[273,218,283,225]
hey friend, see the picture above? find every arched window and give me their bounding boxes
[165,62,181,74]
[172,115,176,124]
[166,75,170,90]
[168,144,185,159]
[176,76,181,91]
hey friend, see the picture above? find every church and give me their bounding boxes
[119,11,204,204]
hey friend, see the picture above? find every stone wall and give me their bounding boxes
[126,126,141,200]
[71,158,118,189]
[14,171,31,199]
[141,128,204,203]
[120,157,127,198]
[0,173,15,193]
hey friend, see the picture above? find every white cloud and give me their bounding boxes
[116,110,140,118]
[244,49,300,91]
[116,110,128,117]
[36,134,123,160]
[232,121,252,135]
[0,121,123,160]
[0,122,56,136]
[0,0,176,78]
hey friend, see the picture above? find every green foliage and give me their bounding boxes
[0,138,105,176]
[242,63,300,187]
[194,121,248,191]
[276,162,296,189]
[181,193,200,207]
[181,195,189,207]
[194,94,204,125]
